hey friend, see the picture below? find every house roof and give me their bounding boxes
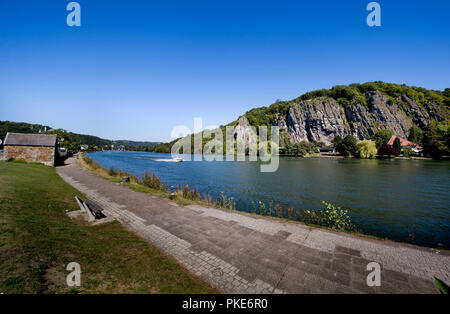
[387,135,418,147]
[4,133,57,147]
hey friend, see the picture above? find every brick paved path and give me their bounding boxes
[57,157,449,294]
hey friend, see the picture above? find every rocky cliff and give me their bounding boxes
[239,83,449,146]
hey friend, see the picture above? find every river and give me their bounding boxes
[87,151,450,249]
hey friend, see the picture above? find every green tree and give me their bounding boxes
[356,140,377,158]
[408,126,423,145]
[371,129,394,150]
[437,121,450,153]
[336,135,357,157]
[292,141,313,156]
[332,135,343,148]
[393,137,402,153]
[284,142,294,156]
[402,147,415,157]
[47,129,80,153]
[423,121,447,159]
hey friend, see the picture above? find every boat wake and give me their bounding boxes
[153,158,183,163]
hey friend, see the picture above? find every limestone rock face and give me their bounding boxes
[274,115,287,129]
[344,104,373,140]
[365,91,413,138]
[286,98,350,144]
[400,95,430,129]
[270,91,448,145]
[233,116,257,148]
[344,91,413,140]
[399,95,447,129]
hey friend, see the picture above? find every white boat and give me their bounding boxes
[152,157,183,162]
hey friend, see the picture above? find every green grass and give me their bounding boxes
[0,161,218,294]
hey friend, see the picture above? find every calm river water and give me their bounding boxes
[87,151,450,249]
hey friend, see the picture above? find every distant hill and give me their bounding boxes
[0,121,52,144]
[113,140,160,147]
[70,133,112,147]
[0,121,158,149]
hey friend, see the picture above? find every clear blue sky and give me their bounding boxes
[1,0,449,142]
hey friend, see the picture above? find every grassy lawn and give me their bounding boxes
[0,160,218,294]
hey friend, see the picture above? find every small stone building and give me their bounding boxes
[3,133,57,166]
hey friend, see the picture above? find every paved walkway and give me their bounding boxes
[57,157,449,294]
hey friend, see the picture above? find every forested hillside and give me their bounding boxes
[0,121,157,151]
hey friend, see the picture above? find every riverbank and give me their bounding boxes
[121,150,436,160]
[78,153,364,237]
[83,151,450,249]
[57,156,449,293]
[0,160,217,293]
[287,153,434,160]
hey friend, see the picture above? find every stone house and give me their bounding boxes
[3,133,58,166]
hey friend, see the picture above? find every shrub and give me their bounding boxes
[7,158,27,163]
[218,192,235,210]
[378,144,400,157]
[251,200,355,231]
[201,193,218,206]
[117,170,140,184]
[402,147,415,157]
[337,98,351,107]
[82,155,102,170]
[250,201,301,220]
[108,167,118,176]
[356,140,377,158]
[252,201,266,215]
[303,202,354,231]
[142,171,166,191]
[179,184,200,201]
[434,277,450,294]
[82,155,92,164]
